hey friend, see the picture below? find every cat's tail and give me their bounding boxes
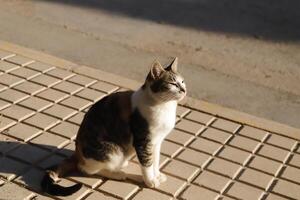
[41,155,83,196]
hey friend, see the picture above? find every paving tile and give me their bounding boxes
[176,148,211,168]
[4,55,34,66]
[200,128,232,144]
[60,96,93,111]
[85,191,118,200]
[9,144,50,164]
[156,175,187,196]
[67,112,85,125]
[185,111,214,125]
[43,104,77,120]
[133,188,172,200]
[193,171,231,192]
[226,182,264,200]
[38,153,66,169]
[0,83,8,92]
[0,89,29,103]
[229,135,260,153]
[24,113,60,130]
[58,179,90,200]
[0,156,29,180]
[281,166,300,183]
[9,67,41,80]
[69,174,103,189]
[68,75,97,86]
[175,119,204,135]
[0,133,20,153]
[121,161,143,183]
[15,167,44,191]
[266,134,297,150]
[18,96,52,112]
[238,168,273,189]
[218,146,252,165]
[50,121,79,140]
[1,104,35,121]
[0,73,25,87]
[75,88,106,102]
[189,137,222,155]
[26,61,55,73]
[0,116,16,131]
[58,142,75,157]
[289,153,300,167]
[37,88,69,103]
[30,74,61,87]
[211,118,241,133]
[180,185,219,200]
[161,140,183,157]
[0,182,34,200]
[265,193,290,200]
[46,68,75,80]
[257,144,289,162]
[98,180,139,200]
[0,49,14,59]
[0,60,19,72]
[162,159,199,181]
[272,179,300,199]
[166,129,194,146]
[53,81,83,94]
[238,125,268,141]
[89,81,119,93]
[248,155,282,175]
[30,132,70,151]
[0,99,10,110]
[4,123,42,142]
[14,81,46,95]
[176,106,190,118]
[207,158,242,178]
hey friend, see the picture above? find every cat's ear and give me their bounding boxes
[150,60,165,79]
[165,57,178,72]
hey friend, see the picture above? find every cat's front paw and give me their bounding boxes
[156,172,167,183]
[144,177,160,188]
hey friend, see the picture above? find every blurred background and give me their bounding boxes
[0,0,299,128]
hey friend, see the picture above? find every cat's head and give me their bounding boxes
[143,57,186,102]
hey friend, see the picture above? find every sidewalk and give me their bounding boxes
[0,41,299,200]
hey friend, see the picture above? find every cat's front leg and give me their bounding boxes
[153,143,167,183]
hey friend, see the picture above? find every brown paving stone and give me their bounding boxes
[265,193,290,200]
[67,112,85,125]
[50,121,79,140]
[60,96,92,111]
[43,104,77,120]
[18,96,52,112]
[31,74,61,87]
[4,55,34,66]
[133,188,172,200]
[46,68,75,80]
[176,148,211,168]
[281,166,300,183]
[98,180,139,200]
[161,140,183,157]
[68,75,97,86]
[166,129,194,146]
[89,81,119,93]
[189,137,222,155]
[0,89,29,103]
[0,60,19,73]
[176,106,190,118]
[14,81,46,95]
[162,159,199,181]
[9,67,41,80]
[0,156,29,180]
[257,144,290,162]
[26,62,55,73]
[0,73,25,87]
[0,182,34,200]
[156,175,187,196]
[211,118,241,133]
[289,153,300,167]
[0,116,16,131]
[15,167,44,191]
[272,179,300,199]
[1,104,35,121]
[121,161,143,183]
[0,83,8,92]
[37,88,69,103]
[9,144,50,164]
[238,168,274,189]
[53,81,83,95]
[58,179,90,200]
[58,142,75,157]
[4,123,42,142]
[238,125,268,141]
[185,111,214,125]
[175,119,204,135]
[229,135,260,153]
[193,170,231,193]
[24,113,60,130]
[180,185,219,200]
[266,134,297,150]
[0,99,10,110]
[0,50,14,59]
[207,158,242,178]
[69,174,103,189]
[248,155,282,175]
[226,182,264,200]
[38,153,66,169]
[200,128,232,144]
[218,146,252,165]
[75,88,106,102]
[30,132,70,151]
[0,133,20,153]
[85,192,118,200]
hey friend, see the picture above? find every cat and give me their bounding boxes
[41,57,186,196]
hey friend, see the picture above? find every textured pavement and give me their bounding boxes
[0,42,300,200]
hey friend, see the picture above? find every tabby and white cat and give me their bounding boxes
[41,58,186,196]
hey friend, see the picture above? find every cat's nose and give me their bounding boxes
[180,87,186,93]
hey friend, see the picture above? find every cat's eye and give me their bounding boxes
[182,80,184,84]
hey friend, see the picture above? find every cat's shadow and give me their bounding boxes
[0,140,144,196]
